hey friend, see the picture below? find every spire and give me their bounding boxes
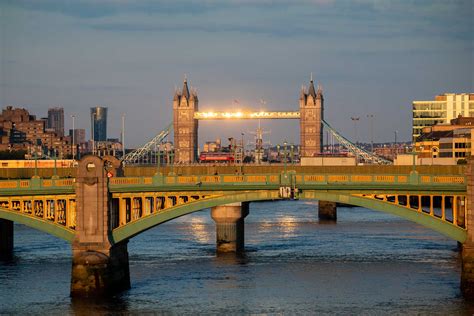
[299,85,306,100]
[173,86,180,101]
[191,86,198,101]
[181,76,190,99]
[308,76,317,98]
[317,84,323,98]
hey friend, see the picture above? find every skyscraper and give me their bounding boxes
[47,107,64,137]
[91,107,108,142]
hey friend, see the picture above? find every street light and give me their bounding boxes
[351,117,360,144]
[367,114,375,153]
[71,115,75,160]
[91,112,96,155]
[122,113,126,160]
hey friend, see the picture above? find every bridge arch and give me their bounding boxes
[300,190,466,243]
[112,190,280,243]
[112,190,467,244]
[0,207,75,242]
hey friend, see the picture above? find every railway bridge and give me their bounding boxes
[1,156,473,298]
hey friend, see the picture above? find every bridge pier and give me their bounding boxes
[462,158,474,299]
[318,201,337,221]
[0,219,13,259]
[71,241,130,296]
[211,202,249,253]
[71,155,130,297]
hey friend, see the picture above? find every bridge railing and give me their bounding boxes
[106,172,466,192]
[0,178,75,194]
[0,172,466,195]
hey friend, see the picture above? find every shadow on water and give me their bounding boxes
[318,219,338,225]
[214,252,249,266]
[71,296,130,316]
[0,253,19,264]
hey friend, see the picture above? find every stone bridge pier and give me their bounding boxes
[318,201,337,221]
[211,202,249,253]
[71,156,130,297]
[462,158,474,298]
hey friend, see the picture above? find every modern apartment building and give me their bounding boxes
[412,93,474,141]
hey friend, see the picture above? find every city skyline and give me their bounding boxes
[1,1,472,147]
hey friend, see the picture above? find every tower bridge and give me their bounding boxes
[1,155,474,298]
[173,76,322,163]
[124,77,389,165]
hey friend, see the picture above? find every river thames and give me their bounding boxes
[1,200,474,314]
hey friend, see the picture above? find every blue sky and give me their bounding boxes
[1,0,473,147]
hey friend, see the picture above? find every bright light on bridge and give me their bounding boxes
[194,111,301,120]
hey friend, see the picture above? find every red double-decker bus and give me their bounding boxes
[199,152,235,163]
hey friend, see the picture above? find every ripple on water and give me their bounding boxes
[1,200,474,314]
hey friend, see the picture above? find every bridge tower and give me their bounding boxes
[71,156,130,297]
[173,77,199,164]
[299,76,323,157]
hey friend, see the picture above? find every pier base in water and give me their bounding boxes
[462,245,474,299]
[211,203,249,253]
[0,219,13,259]
[318,201,337,221]
[71,241,130,297]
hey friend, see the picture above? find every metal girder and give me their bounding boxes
[112,190,280,243]
[122,123,173,165]
[0,207,75,242]
[322,119,392,165]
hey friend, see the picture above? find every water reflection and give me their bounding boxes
[188,217,212,244]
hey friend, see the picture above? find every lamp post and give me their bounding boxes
[34,150,38,178]
[71,115,75,160]
[367,114,375,152]
[290,144,294,165]
[241,132,244,165]
[122,113,126,160]
[91,113,96,155]
[351,117,360,144]
[283,141,288,174]
[276,144,280,164]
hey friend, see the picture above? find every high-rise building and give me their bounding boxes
[412,93,474,141]
[91,107,108,142]
[47,107,64,137]
[69,129,86,144]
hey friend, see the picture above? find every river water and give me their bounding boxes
[1,200,474,315]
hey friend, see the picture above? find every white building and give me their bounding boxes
[412,93,474,141]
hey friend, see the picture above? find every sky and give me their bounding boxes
[1,0,473,148]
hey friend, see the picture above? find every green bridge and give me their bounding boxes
[1,156,473,298]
